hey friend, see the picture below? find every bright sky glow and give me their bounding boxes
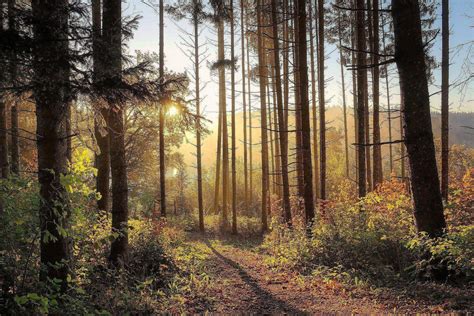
[125,0,474,123]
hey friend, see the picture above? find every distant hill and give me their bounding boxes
[179,109,474,168]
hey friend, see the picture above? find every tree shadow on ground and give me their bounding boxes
[203,239,307,315]
[187,230,264,250]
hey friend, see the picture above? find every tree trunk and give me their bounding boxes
[309,0,320,201]
[32,0,71,285]
[399,85,406,181]
[292,1,304,198]
[441,0,449,201]
[337,9,349,178]
[296,0,315,226]
[8,0,18,175]
[356,0,367,197]
[351,22,358,183]
[381,13,393,174]
[283,0,290,133]
[372,0,383,186]
[271,0,292,226]
[365,0,372,192]
[271,64,282,198]
[92,0,110,213]
[317,0,326,201]
[194,4,204,232]
[158,0,166,217]
[392,0,446,237]
[257,0,268,232]
[267,81,276,197]
[246,21,253,205]
[218,15,229,227]
[103,0,129,264]
[241,0,248,212]
[230,0,237,234]
[0,5,8,181]
[213,101,222,213]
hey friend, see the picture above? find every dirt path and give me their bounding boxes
[194,236,389,314]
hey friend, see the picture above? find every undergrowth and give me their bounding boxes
[262,175,474,288]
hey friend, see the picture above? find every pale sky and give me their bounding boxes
[124,0,474,124]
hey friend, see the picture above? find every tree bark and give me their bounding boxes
[293,3,304,198]
[392,0,446,237]
[32,0,71,285]
[193,2,204,232]
[241,0,248,212]
[257,0,268,232]
[309,0,320,201]
[158,0,166,217]
[365,0,372,192]
[213,99,222,213]
[230,0,237,234]
[337,9,349,178]
[0,4,8,180]
[271,0,292,226]
[92,0,110,213]
[8,0,18,175]
[296,0,315,226]
[372,0,383,186]
[351,22,358,183]
[381,12,393,174]
[441,0,449,201]
[356,0,367,197]
[317,0,326,200]
[103,0,129,264]
[246,19,253,205]
[218,15,229,227]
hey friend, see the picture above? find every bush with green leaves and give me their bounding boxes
[262,179,474,285]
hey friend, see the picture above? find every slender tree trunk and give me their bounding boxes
[0,5,8,180]
[365,0,372,192]
[213,102,222,213]
[356,0,367,197]
[246,21,253,205]
[32,0,71,285]
[92,0,110,212]
[8,0,19,175]
[218,16,229,226]
[257,0,268,232]
[317,0,326,200]
[293,0,304,198]
[309,1,320,200]
[296,0,315,226]
[351,22,358,183]
[241,0,248,211]
[441,0,449,201]
[271,0,292,225]
[372,0,383,186]
[271,64,282,198]
[283,0,290,133]
[381,13,393,174]
[267,81,276,197]
[337,10,349,178]
[194,4,204,232]
[66,101,72,162]
[230,0,237,234]
[158,0,166,217]
[0,93,7,181]
[399,85,406,181]
[392,0,446,237]
[103,0,129,264]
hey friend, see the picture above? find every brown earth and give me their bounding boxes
[182,234,473,314]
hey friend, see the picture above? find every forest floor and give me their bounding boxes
[177,232,473,314]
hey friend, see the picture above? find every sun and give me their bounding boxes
[167,105,179,117]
